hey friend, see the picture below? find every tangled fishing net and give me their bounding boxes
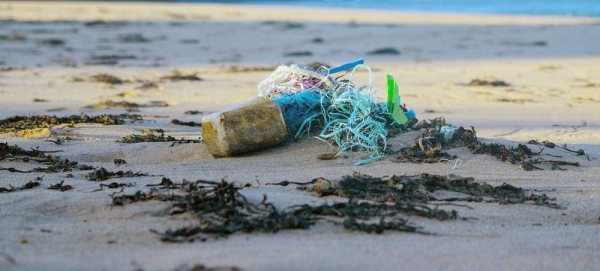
[259,61,402,165]
[257,64,334,98]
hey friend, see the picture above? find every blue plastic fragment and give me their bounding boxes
[405,109,416,119]
[440,126,455,140]
[274,91,326,137]
[328,58,364,74]
[352,156,380,166]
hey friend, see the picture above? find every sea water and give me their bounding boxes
[171,0,600,17]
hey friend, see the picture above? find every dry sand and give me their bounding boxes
[1,1,599,270]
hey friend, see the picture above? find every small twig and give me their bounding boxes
[0,251,16,265]
[43,139,62,145]
[266,180,317,186]
[558,144,590,161]
[31,148,63,154]
[429,202,474,210]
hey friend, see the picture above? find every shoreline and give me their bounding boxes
[1,1,599,25]
[180,1,600,19]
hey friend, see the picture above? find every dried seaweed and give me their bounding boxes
[304,173,562,209]
[85,55,137,66]
[394,126,476,163]
[37,38,65,46]
[117,33,150,43]
[115,179,446,242]
[31,158,94,173]
[0,251,16,265]
[528,140,590,161]
[0,67,26,72]
[184,110,203,115]
[114,158,127,165]
[0,114,142,134]
[0,143,94,173]
[470,142,580,171]
[283,51,313,57]
[48,181,73,192]
[390,119,582,170]
[111,169,563,242]
[147,177,181,189]
[0,142,56,161]
[412,117,448,130]
[226,65,277,73]
[171,263,241,271]
[467,79,510,87]
[118,129,201,145]
[111,190,154,206]
[489,98,534,103]
[89,74,126,85]
[0,178,43,193]
[261,21,305,30]
[160,71,203,81]
[85,167,153,182]
[170,119,202,127]
[91,182,135,192]
[367,47,401,55]
[84,100,168,111]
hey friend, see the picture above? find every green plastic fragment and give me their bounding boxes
[386,74,408,124]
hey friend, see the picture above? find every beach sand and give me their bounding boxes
[1,1,600,270]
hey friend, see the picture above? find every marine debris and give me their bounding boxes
[257,58,414,165]
[394,119,476,164]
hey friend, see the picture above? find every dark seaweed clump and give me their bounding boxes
[304,173,561,209]
[0,143,94,173]
[0,114,142,134]
[85,167,153,182]
[112,172,560,242]
[0,179,42,193]
[170,119,202,127]
[394,117,582,171]
[118,129,201,146]
[394,124,476,163]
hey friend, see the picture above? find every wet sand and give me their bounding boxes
[1,2,599,270]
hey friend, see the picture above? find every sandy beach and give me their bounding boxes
[1,1,600,270]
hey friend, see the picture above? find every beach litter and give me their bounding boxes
[199,58,586,170]
[261,58,418,165]
[201,58,415,164]
[201,97,288,157]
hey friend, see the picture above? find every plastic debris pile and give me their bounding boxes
[258,59,414,165]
